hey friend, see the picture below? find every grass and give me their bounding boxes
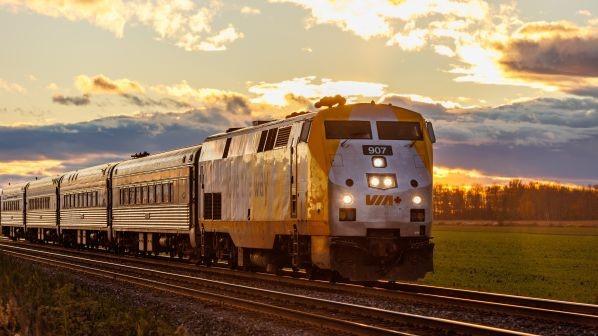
[420,225,598,304]
[0,255,179,336]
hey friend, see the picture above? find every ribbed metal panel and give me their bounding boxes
[60,208,108,228]
[113,205,190,230]
[26,210,57,228]
[1,211,24,227]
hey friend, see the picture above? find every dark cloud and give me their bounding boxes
[379,94,448,119]
[52,94,91,106]
[379,95,598,182]
[0,103,252,165]
[498,22,598,78]
[1,96,597,186]
[93,76,118,91]
[566,86,598,98]
[119,93,191,109]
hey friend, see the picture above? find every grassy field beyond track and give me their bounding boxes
[420,225,598,304]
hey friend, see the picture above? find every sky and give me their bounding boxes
[0,0,597,187]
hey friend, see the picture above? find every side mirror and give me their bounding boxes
[426,121,436,144]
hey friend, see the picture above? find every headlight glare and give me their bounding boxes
[383,177,394,187]
[369,176,380,187]
[367,174,397,189]
[412,195,422,205]
[342,194,353,205]
[372,156,387,168]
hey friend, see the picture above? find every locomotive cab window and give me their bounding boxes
[376,121,423,140]
[325,120,372,139]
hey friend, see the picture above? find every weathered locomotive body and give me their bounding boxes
[0,101,435,281]
[198,102,435,280]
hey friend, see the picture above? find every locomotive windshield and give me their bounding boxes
[376,121,423,140]
[325,120,372,139]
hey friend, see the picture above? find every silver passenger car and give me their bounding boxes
[60,163,117,246]
[0,182,28,239]
[112,145,201,254]
[26,176,60,241]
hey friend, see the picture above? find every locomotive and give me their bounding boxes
[1,98,436,281]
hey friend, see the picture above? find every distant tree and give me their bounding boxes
[433,180,598,220]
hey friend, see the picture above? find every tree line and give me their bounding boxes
[433,180,598,220]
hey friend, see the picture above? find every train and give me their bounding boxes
[1,97,436,281]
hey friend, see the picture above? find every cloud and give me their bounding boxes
[380,94,598,146]
[0,0,243,52]
[46,83,59,91]
[248,76,387,106]
[0,159,64,177]
[120,93,191,109]
[433,44,456,57]
[0,102,254,168]
[150,80,251,113]
[498,21,598,77]
[577,9,592,17]
[270,0,487,40]
[194,25,244,51]
[0,78,26,94]
[52,94,91,106]
[270,1,596,96]
[75,74,144,95]
[2,92,597,187]
[240,6,260,15]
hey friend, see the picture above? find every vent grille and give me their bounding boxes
[264,128,278,151]
[275,126,291,148]
[213,193,222,220]
[204,193,213,219]
[203,192,222,220]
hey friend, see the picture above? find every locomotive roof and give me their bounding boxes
[114,144,202,176]
[204,102,424,142]
[205,111,316,142]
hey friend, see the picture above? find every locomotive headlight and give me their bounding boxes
[369,176,380,187]
[367,174,397,189]
[383,177,395,187]
[412,195,422,205]
[342,194,353,205]
[372,156,386,168]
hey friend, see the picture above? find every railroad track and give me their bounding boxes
[3,238,596,330]
[0,241,538,336]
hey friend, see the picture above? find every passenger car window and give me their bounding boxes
[324,121,372,139]
[376,121,423,140]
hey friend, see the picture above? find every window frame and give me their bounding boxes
[324,120,373,139]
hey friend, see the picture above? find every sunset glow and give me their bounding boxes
[0,0,596,188]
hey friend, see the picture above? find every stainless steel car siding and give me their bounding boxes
[25,176,59,228]
[60,163,117,230]
[112,145,201,233]
[0,183,28,227]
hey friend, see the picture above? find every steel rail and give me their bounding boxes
[0,248,411,336]
[2,239,596,328]
[0,243,535,336]
[379,281,598,316]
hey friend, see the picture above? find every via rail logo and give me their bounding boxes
[365,195,402,206]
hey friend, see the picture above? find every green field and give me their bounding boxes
[420,225,598,304]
